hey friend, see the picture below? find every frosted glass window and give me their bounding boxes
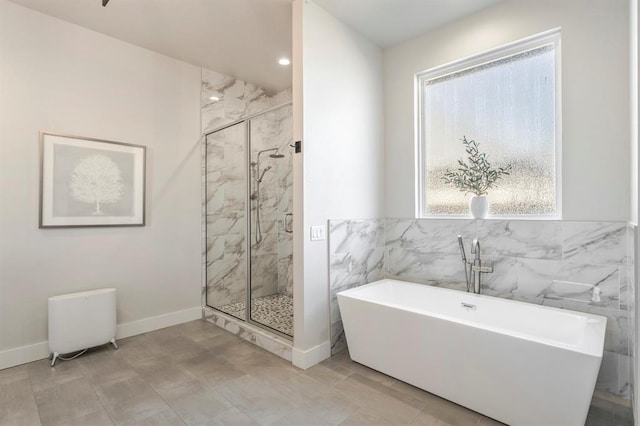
[418,34,559,217]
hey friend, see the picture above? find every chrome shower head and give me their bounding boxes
[257,166,272,183]
[269,150,285,159]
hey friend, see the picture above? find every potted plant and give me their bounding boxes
[441,136,511,219]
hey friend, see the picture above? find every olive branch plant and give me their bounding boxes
[441,136,512,196]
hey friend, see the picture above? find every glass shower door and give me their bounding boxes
[205,122,248,320]
[248,105,293,337]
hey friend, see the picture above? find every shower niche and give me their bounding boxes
[205,103,293,338]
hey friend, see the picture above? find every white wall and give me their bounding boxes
[384,0,630,221]
[292,0,385,366]
[0,0,202,367]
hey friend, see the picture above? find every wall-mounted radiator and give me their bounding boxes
[48,288,118,366]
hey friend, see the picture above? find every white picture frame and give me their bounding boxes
[39,132,146,228]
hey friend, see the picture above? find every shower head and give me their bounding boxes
[257,166,272,183]
[269,150,285,159]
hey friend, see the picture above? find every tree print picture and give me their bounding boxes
[69,155,124,215]
[40,132,146,227]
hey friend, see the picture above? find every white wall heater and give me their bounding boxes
[48,288,118,366]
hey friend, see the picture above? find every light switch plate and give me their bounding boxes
[310,225,326,241]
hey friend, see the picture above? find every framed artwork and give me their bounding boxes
[40,132,146,228]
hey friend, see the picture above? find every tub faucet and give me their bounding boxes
[470,239,493,294]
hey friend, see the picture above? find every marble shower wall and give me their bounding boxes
[329,218,635,398]
[202,67,291,310]
[328,219,385,354]
[249,105,293,299]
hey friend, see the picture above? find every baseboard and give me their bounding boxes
[116,306,202,339]
[292,340,331,369]
[0,341,50,371]
[0,306,202,371]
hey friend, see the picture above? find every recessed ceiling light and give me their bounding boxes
[209,96,220,101]
[278,58,291,66]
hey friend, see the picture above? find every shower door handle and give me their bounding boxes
[284,213,293,233]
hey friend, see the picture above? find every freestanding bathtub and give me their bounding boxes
[337,279,607,426]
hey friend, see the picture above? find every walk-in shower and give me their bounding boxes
[204,102,293,338]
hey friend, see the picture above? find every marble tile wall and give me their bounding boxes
[329,217,636,398]
[328,219,385,354]
[201,67,292,311]
[249,105,293,299]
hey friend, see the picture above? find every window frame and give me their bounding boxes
[415,28,562,219]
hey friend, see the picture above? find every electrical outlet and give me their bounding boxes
[310,226,326,241]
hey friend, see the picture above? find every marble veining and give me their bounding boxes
[328,219,385,354]
[477,220,562,260]
[204,308,292,362]
[385,218,476,253]
[329,217,635,398]
[202,67,293,348]
[563,222,627,265]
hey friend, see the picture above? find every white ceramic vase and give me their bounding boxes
[469,195,489,219]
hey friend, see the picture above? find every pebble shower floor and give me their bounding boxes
[216,293,293,336]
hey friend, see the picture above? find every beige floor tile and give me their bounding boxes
[333,374,422,424]
[113,335,165,366]
[216,375,298,425]
[218,343,285,368]
[178,351,247,385]
[33,377,103,426]
[303,362,351,387]
[95,376,172,425]
[166,385,250,425]
[28,357,86,394]
[412,398,485,426]
[132,356,196,394]
[266,374,359,425]
[119,408,186,426]
[147,336,209,362]
[61,408,114,426]
[80,352,139,387]
[173,319,227,343]
[242,364,301,387]
[0,378,42,426]
[0,320,625,426]
[266,408,333,426]
[0,364,30,386]
[153,379,213,402]
[339,408,417,425]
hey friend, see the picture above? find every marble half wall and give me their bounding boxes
[328,219,385,354]
[329,218,635,398]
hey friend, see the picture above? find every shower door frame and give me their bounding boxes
[204,101,293,341]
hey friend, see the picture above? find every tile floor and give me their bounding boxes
[0,319,632,425]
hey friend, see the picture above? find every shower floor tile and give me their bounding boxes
[216,294,293,336]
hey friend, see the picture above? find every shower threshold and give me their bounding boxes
[216,293,293,337]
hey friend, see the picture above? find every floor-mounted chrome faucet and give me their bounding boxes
[457,236,493,294]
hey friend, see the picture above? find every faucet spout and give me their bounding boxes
[470,238,492,294]
[471,238,480,259]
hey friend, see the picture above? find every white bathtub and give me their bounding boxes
[337,279,607,426]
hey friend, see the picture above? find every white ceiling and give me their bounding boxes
[314,0,503,48]
[8,0,502,93]
[8,0,294,93]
